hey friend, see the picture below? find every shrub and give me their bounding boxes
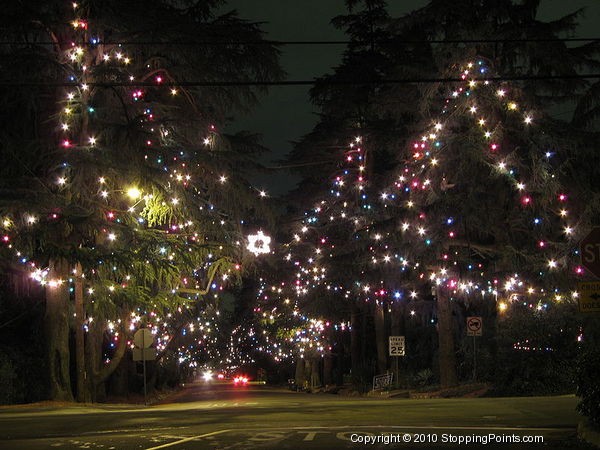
[411,369,434,388]
[576,347,600,428]
[0,351,17,404]
[492,302,579,396]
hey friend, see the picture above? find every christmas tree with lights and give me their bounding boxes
[0,0,282,401]
[259,0,600,392]
[371,60,587,387]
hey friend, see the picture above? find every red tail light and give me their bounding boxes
[233,376,248,385]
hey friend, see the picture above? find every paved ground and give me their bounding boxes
[0,383,594,449]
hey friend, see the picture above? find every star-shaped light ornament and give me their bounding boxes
[247,231,271,256]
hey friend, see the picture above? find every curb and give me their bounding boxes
[578,420,600,448]
[366,389,410,398]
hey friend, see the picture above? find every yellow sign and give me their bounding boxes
[577,282,600,313]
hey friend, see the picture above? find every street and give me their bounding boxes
[0,383,593,449]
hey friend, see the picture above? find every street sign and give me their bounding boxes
[133,347,157,361]
[372,373,393,390]
[580,227,600,278]
[577,281,600,313]
[466,317,482,336]
[388,336,405,356]
[134,328,153,348]
[133,328,154,405]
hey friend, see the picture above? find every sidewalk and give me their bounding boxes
[368,382,491,399]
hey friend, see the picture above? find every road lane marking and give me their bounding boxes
[144,424,569,449]
[248,432,287,441]
[78,426,190,436]
[2,424,568,443]
[263,425,569,432]
[297,431,329,441]
[337,431,375,441]
[145,429,232,449]
[3,425,572,450]
[143,426,571,448]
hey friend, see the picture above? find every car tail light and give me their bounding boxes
[233,376,248,385]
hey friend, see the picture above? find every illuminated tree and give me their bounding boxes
[374,60,585,387]
[276,0,600,391]
[0,0,282,401]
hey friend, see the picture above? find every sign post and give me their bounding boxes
[389,336,405,389]
[133,328,155,405]
[466,317,482,381]
[580,227,600,278]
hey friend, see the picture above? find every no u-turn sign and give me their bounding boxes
[466,317,482,336]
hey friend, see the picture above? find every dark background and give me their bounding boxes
[220,0,600,195]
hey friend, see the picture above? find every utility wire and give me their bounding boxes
[0,300,44,330]
[2,73,600,87]
[0,37,599,46]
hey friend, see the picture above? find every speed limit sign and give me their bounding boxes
[389,336,405,356]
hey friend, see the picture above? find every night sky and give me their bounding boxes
[221,0,600,195]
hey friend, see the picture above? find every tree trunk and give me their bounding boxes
[391,301,405,387]
[310,357,321,388]
[85,311,129,402]
[96,330,128,385]
[147,360,160,393]
[350,301,361,387]
[304,358,312,389]
[45,258,74,402]
[85,319,101,402]
[294,356,305,387]
[361,304,367,381]
[74,264,85,402]
[109,354,130,398]
[436,285,457,388]
[374,302,387,374]
[323,353,333,386]
[391,301,404,337]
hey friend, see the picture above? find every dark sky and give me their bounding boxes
[220,0,600,195]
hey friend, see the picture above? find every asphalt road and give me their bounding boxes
[0,382,594,449]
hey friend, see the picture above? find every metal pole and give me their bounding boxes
[473,335,477,381]
[142,331,147,406]
[395,356,399,389]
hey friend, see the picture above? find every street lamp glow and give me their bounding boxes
[203,371,213,382]
[127,187,141,199]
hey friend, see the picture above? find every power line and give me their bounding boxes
[1,73,600,88]
[1,37,599,46]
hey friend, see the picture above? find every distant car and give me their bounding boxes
[233,376,249,385]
